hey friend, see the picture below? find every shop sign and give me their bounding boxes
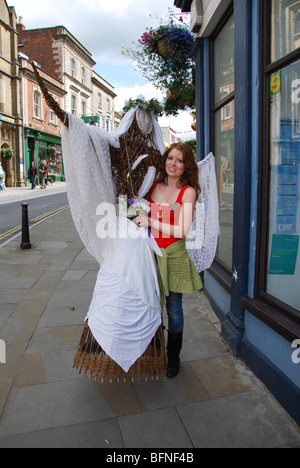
[81,116,99,125]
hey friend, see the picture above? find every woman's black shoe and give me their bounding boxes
[166,331,183,378]
[166,363,180,378]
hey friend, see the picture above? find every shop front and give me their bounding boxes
[0,124,15,187]
[24,129,64,184]
[176,0,300,424]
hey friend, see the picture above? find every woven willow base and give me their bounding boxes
[109,117,162,199]
[73,322,167,383]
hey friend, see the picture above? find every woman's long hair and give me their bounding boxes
[157,143,201,198]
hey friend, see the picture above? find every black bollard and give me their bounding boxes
[20,203,31,250]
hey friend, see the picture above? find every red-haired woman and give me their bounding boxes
[136,143,203,378]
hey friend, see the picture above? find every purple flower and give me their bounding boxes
[129,198,135,205]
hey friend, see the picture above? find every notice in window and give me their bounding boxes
[277,165,298,197]
[276,197,297,233]
[268,234,299,275]
[278,140,300,166]
[276,165,299,233]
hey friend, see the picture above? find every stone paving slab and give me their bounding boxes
[176,391,300,448]
[0,379,115,438]
[0,418,124,448]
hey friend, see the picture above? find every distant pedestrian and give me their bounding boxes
[28,161,37,189]
[44,160,50,185]
[38,160,47,189]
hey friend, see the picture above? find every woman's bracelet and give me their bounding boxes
[149,217,155,228]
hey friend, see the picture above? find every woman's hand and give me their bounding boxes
[135,213,150,228]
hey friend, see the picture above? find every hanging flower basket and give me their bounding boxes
[164,84,196,116]
[123,18,195,87]
[123,15,195,116]
[1,148,13,160]
[157,39,175,58]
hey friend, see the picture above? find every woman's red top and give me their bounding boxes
[149,182,190,249]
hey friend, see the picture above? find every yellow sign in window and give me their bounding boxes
[270,71,282,96]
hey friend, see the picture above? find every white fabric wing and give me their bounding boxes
[186,153,220,272]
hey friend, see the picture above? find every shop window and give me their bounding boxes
[37,140,47,163]
[249,0,300,337]
[266,62,300,310]
[211,13,235,269]
[47,145,63,179]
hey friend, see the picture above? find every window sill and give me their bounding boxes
[32,116,44,123]
[208,260,232,294]
[242,296,300,343]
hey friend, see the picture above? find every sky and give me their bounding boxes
[9,0,195,139]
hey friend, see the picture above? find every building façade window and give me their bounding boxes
[106,97,111,114]
[81,100,86,117]
[33,89,42,119]
[71,58,76,78]
[98,92,102,108]
[71,95,76,116]
[211,11,235,272]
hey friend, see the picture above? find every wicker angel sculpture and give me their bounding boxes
[32,63,219,383]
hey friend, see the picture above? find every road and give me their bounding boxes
[0,192,69,246]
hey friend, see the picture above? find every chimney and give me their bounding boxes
[17,16,25,32]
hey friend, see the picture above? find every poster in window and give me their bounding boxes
[276,165,298,233]
[268,234,299,275]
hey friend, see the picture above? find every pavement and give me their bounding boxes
[0,185,300,449]
[0,182,68,206]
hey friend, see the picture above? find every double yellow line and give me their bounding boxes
[0,204,69,242]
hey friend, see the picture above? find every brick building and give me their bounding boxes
[19,53,66,182]
[16,20,117,125]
